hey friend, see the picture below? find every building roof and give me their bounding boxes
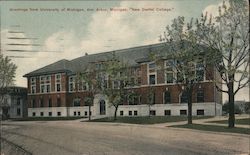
[24,43,167,77]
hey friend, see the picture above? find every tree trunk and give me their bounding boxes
[88,104,91,121]
[148,105,151,117]
[228,81,235,128]
[187,86,193,124]
[114,106,118,121]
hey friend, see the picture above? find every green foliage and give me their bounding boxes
[0,54,17,89]
[222,102,242,114]
[0,54,17,107]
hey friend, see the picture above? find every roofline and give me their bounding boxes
[23,69,72,77]
[70,42,165,61]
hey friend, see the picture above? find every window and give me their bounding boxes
[89,111,92,116]
[165,110,171,116]
[197,109,204,115]
[113,80,120,89]
[48,98,52,107]
[137,77,141,86]
[46,85,51,93]
[180,91,188,103]
[148,92,156,105]
[196,63,204,81]
[78,111,81,116]
[197,90,204,103]
[73,98,81,106]
[32,112,36,116]
[164,91,171,104]
[120,111,124,116]
[74,111,77,116]
[57,97,61,107]
[128,95,141,105]
[134,111,138,116]
[165,60,174,84]
[180,110,187,115]
[40,112,44,116]
[40,98,44,107]
[49,112,52,116]
[55,74,61,92]
[56,84,61,92]
[17,108,21,116]
[149,75,156,85]
[85,111,88,116]
[17,98,21,106]
[95,63,103,70]
[149,62,156,69]
[177,72,184,83]
[31,77,36,94]
[41,85,45,93]
[165,72,174,83]
[69,76,75,92]
[129,111,132,116]
[40,75,51,93]
[150,110,156,116]
[32,99,36,108]
[57,112,61,116]
[78,80,88,91]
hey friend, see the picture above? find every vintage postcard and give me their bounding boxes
[0,0,249,155]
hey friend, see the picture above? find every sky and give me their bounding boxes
[0,0,249,102]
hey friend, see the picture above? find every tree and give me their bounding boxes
[147,86,155,117]
[0,54,17,119]
[102,52,131,120]
[160,16,206,124]
[77,64,103,121]
[195,0,249,127]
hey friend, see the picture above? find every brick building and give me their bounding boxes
[0,87,28,119]
[24,43,222,117]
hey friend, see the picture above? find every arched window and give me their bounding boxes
[164,91,171,104]
[197,90,204,102]
[180,91,188,103]
[40,98,44,107]
[73,98,81,107]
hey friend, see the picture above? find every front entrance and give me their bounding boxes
[100,100,106,115]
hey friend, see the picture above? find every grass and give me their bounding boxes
[207,118,250,125]
[10,116,87,121]
[89,116,213,124]
[171,124,250,135]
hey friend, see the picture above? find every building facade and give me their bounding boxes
[0,87,28,119]
[24,43,222,117]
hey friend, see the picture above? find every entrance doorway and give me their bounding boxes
[100,100,106,115]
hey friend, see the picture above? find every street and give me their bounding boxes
[1,120,249,155]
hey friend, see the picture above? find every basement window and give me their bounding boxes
[164,110,171,116]
[180,110,187,115]
[150,110,156,116]
[197,109,204,116]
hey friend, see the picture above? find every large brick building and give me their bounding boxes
[24,43,222,117]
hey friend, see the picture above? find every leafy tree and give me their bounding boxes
[195,0,249,127]
[160,16,206,124]
[147,86,155,117]
[77,64,103,120]
[102,52,131,120]
[0,54,17,118]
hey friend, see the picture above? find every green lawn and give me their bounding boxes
[10,116,86,121]
[89,116,213,124]
[171,124,250,135]
[207,118,250,125]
